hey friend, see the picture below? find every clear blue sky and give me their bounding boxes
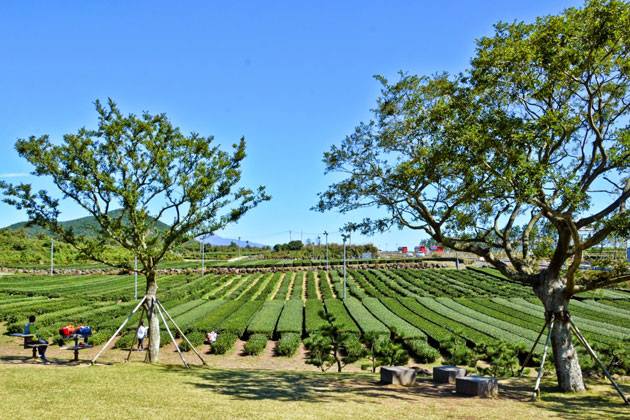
[0,0,582,249]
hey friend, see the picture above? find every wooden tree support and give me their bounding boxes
[157,299,206,365]
[518,319,549,377]
[569,317,629,406]
[532,316,554,400]
[91,296,147,365]
[125,306,147,362]
[156,302,189,368]
[90,295,206,368]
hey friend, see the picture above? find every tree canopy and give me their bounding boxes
[317,0,629,294]
[1,99,270,275]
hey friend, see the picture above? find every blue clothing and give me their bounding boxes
[24,322,47,357]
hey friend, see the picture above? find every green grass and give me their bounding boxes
[0,364,627,419]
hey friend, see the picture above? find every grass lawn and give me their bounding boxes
[0,363,628,419]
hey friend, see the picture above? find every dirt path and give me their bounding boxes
[322,270,337,298]
[314,272,322,300]
[301,272,307,301]
[268,272,285,300]
[285,272,295,300]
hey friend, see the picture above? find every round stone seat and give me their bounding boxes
[380,366,417,386]
[455,376,498,397]
[432,365,466,384]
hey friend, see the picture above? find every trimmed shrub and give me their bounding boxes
[405,339,439,363]
[246,300,284,338]
[211,332,238,354]
[305,299,327,334]
[243,334,268,355]
[276,300,303,334]
[180,331,205,352]
[276,333,300,357]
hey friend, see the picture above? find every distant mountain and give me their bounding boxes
[197,234,267,248]
[3,212,266,248]
[3,210,170,237]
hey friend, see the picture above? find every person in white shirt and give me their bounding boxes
[206,330,218,346]
[137,321,148,351]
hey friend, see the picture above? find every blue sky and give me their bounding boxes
[0,0,582,249]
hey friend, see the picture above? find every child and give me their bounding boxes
[206,330,218,346]
[136,321,148,351]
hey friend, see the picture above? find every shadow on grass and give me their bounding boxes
[160,366,474,404]
[160,366,629,416]
[0,354,98,367]
[501,376,630,419]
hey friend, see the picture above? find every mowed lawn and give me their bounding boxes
[0,363,628,419]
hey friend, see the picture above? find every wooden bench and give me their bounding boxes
[9,333,48,359]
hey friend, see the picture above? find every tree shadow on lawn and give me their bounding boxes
[162,366,482,404]
[161,366,630,416]
[501,377,630,419]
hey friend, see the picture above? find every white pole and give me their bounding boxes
[201,242,205,275]
[50,239,54,276]
[238,236,241,257]
[324,231,329,271]
[342,234,347,302]
[134,255,138,300]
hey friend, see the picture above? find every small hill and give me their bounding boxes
[3,209,170,237]
[3,212,266,248]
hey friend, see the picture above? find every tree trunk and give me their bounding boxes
[534,276,585,392]
[145,270,160,363]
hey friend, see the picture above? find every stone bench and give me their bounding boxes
[380,366,417,386]
[432,365,466,384]
[456,376,498,397]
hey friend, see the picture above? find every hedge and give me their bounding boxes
[344,297,389,336]
[246,300,284,338]
[304,299,327,334]
[323,299,360,334]
[276,299,303,334]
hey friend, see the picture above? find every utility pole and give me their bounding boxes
[342,233,349,302]
[317,235,321,260]
[289,230,292,242]
[323,231,329,270]
[238,236,241,257]
[300,230,303,243]
[134,255,138,300]
[50,238,54,276]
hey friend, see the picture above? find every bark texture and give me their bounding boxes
[534,275,585,392]
[145,270,160,363]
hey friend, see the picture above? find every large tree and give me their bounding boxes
[1,99,269,362]
[316,0,629,391]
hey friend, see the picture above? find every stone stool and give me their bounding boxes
[432,365,467,384]
[455,376,498,397]
[380,366,417,386]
